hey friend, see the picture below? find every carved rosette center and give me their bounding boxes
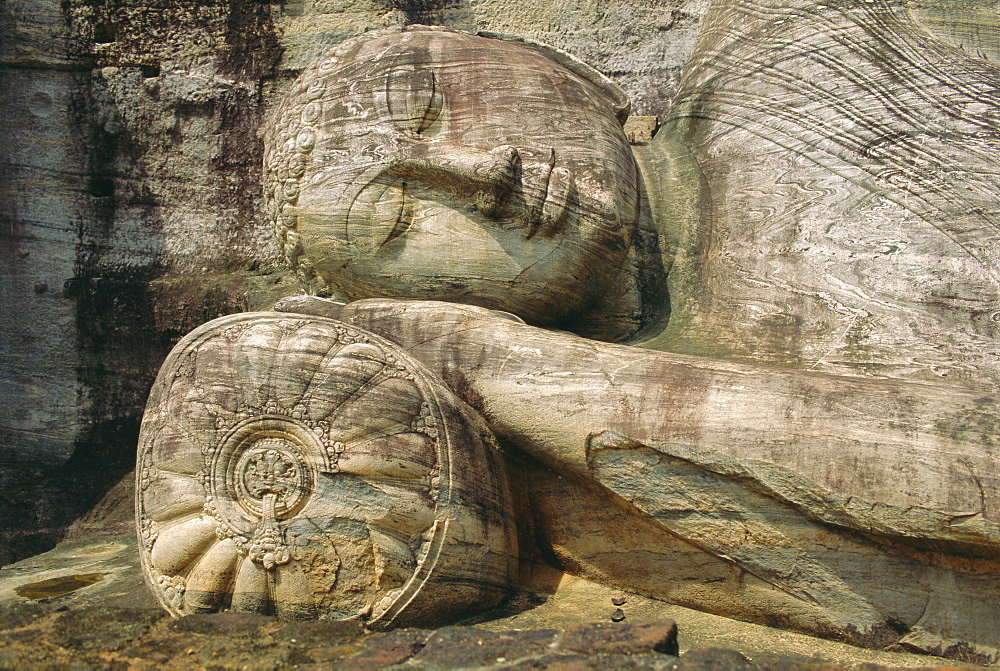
[234,439,307,518]
[208,416,324,570]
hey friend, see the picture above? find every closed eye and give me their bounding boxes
[381,182,412,247]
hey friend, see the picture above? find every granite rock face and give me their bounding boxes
[0,0,291,563]
[1,0,708,566]
[0,604,686,670]
[646,0,1000,390]
[273,296,1000,663]
[5,0,1000,664]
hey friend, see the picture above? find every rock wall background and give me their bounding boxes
[0,0,708,563]
[3,0,997,570]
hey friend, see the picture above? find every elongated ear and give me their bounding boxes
[476,29,631,123]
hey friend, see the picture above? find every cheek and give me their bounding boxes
[296,210,351,278]
[572,183,635,260]
[337,203,519,293]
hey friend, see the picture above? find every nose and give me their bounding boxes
[387,143,520,218]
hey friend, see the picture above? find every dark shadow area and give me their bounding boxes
[380,0,467,26]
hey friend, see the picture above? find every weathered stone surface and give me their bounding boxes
[0,532,973,669]
[623,115,660,143]
[50,605,163,651]
[672,648,756,671]
[0,604,687,670]
[643,0,1000,390]
[408,626,558,667]
[136,311,517,625]
[908,0,1000,65]
[164,611,276,637]
[1,0,707,568]
[272,0,708,118]
[337,627,428,669]
[5,0,1000,667]
[0,601,49,633]
[0,0,293,564]
[559,620,679,656]
[235,19,1000,661]
[275,296,1000,664]
[1,0,102,564]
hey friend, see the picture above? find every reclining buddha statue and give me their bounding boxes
[137,6,1000,662]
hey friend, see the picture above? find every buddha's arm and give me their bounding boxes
[276,296,1000,558]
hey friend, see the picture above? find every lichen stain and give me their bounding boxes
[935,397,999,448]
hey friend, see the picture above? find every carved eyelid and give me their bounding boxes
[385,65,443,135]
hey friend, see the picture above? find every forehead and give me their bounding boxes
[277,29,633,210]
[314,31,617,132]
[332,30,588,87]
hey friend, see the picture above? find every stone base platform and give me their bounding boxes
[0,527,975,669]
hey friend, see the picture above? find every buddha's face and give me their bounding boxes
[272,29,640,325]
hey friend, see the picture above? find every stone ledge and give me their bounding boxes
[0,606,968,670]
[0,531,975,670]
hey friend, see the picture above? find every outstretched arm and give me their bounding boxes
[276,296,1000,653]
[276,295,1000,555]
